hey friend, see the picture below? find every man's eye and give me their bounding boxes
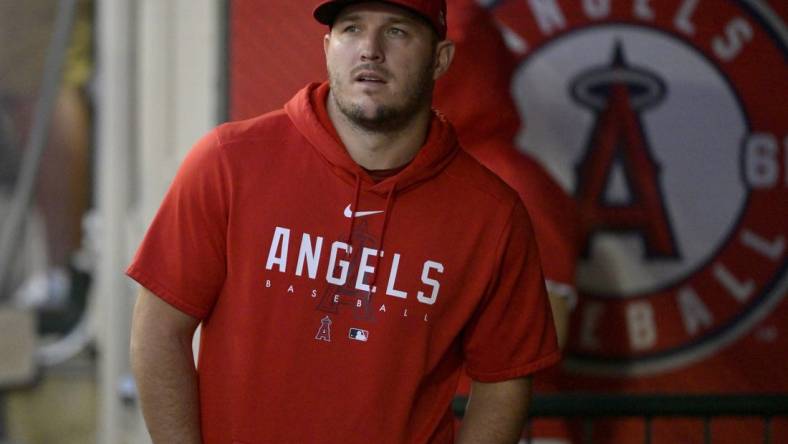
[388,27,406,37]
[343,25,359,33]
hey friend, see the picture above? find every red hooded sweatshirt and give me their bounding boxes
[127,83,560,443]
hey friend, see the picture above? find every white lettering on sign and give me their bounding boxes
[627,301,657,350]
[528,0,567,35]
[634,0,655,21]
[744,133,784,189]
[713,263,754,303]
[583,0,610,19]
[678,287,713,335]
[674,0,700,36]
[713,17,753,62]
[741,230,785,261]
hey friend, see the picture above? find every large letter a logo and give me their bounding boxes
[572,44,678,259]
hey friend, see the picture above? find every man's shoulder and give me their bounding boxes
[445,147,522,209]
[214,108,296,147]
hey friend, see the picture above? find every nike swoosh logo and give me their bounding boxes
[344,204,384,218]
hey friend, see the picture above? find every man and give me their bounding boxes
[128,1,559,443]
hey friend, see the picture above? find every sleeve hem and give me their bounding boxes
[465,349,562,383]
[126,265,210,320]
[545,279,578,310]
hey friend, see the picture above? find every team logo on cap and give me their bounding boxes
[491,0,788,374]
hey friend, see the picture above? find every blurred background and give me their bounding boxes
[0,0,786,443]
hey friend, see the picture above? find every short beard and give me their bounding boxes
[329,65,434,134]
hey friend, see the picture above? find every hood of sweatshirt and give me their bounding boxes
[284,82,461,198]
[284,82,461,301]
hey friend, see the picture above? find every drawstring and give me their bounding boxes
[345,172,363,247]
[369,183,397,297]
[343,173,397,304]
[377,184,396,260]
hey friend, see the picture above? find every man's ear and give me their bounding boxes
[324,33,331,56]
[432,40,456,80]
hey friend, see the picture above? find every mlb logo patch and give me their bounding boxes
[348,328,369,342]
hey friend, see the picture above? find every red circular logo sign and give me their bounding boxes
[491,0,788,374]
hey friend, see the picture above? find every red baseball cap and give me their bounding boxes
[314,0,447,39]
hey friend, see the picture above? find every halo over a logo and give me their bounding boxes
[491,0,788,375]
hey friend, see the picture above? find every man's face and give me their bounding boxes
[324,2,442,132]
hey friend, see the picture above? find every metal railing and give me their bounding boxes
[453,393,788,444]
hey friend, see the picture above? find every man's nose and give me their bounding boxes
[359,32,384,63]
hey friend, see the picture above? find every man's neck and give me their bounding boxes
[327,92,431,170]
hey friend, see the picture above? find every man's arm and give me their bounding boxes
[456,377,532,444]
[130,287,202,443]
[547,291,570,349]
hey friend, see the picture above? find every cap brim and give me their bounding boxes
[313,0,445,38]
[314,1,357,26]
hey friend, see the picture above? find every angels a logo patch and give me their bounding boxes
[489,0,788,374]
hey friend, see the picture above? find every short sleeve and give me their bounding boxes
[462,201,561,382]
[521,173,581,306]
[126,129,230,319]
